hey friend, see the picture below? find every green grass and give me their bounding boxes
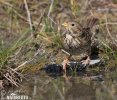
[0,29,31,69]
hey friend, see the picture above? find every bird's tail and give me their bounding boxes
[80,16,99,41]
[84,16,99,29]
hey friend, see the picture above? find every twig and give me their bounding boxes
[14,58,34,71]
[14,47,22,56]
[47,0,56,24]
[61,49,70,56]
[37,9,46,29]
[14,61,28,71]
[7,66,26,81]
[24,0,33,36]
[98,22,117,26]
[105,16,117,46]
[81,0,89,12]
[33,9,46,37]
[3,74,22,87]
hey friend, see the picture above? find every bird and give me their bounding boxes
[61,16,99,73]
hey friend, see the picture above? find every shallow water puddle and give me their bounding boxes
[1,70,117,100]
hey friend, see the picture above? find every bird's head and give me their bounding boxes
[62,21,82,37]
[62,21,78,31]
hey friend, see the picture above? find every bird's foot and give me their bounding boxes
[81,56,90,66]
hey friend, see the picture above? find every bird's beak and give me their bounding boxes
[62,22,69,28]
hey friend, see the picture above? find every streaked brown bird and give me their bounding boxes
[62,16,99,73]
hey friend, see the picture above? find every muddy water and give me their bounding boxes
[2,69,117,100]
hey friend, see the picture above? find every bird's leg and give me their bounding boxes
[81,56,91,66]
[62,56,71,74]
[62,58,70,74]
[61,49,71,74]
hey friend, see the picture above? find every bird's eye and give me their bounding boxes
[71,23,75,26]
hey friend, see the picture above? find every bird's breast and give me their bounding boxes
[63,33,91,54]
[64,34,81,49]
